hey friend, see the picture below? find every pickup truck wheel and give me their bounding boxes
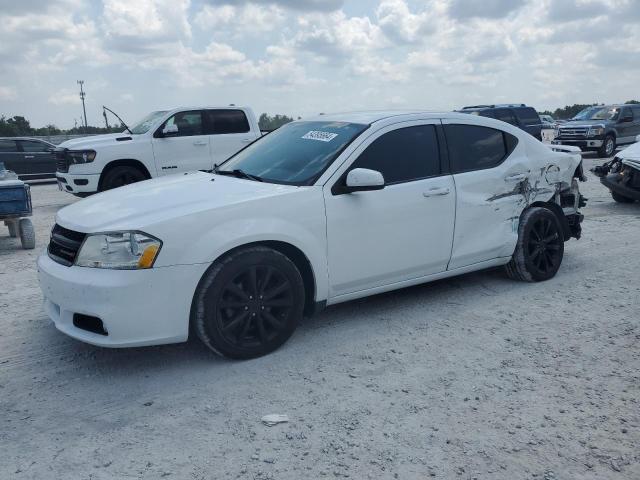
[505,207,564,282]
[194,246,305,359]
[598,135,615,158]
[101,166,147,191]
[18,218,36,250]
[611,191,635,203]
[7,221,18,238]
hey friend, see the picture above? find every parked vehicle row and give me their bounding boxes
[38,111,586,358]
[458,104,544,141]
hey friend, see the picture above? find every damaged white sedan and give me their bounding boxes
[38,111,585,359]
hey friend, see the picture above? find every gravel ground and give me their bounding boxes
[1,155,639,479]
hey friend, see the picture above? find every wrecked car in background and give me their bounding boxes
[592,136,640,203]
[38,111,586,359]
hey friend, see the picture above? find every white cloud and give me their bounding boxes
[375,0,436,43]
[194,3,285,34]
[0,86,17,101]
[48,90,81,106]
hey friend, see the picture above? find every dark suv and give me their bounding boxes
[458,104,543,140]
[552,104,640,158]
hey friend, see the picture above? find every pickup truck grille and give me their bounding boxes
[557,127,588,139]
[55,151,70,173]
[48,224,86,266]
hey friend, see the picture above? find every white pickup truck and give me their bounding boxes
[55,106,262,195]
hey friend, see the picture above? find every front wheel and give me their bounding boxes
[193,246,305,359]
[18,218,35,249]
[101,166,147,191]
[505,207,564,282]
[598,135,616,158]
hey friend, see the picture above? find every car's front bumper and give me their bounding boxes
[37,253,209,347]
[600,173,640,201]
[56,173,100,194]
[552,139,603,150]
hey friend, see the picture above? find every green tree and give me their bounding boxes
[258,113,294,131]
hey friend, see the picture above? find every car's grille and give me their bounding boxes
[557,127,588,139]
[55,151,70,173]
[48,224,86,266]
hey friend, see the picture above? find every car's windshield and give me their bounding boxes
[573,106,619,121]
[218,121,369,185]
[129,110,168,134]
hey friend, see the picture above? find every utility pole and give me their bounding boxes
[77,80,88,131]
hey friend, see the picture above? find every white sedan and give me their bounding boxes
[38,111,585,358]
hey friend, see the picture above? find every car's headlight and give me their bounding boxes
[588,126,605,137]
[75,231,162,269]
[68,150,96,164]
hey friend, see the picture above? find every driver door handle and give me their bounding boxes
[24,155,35,159]
[193,140,208,146]
[423,187,450,197]
[241,138,253,143]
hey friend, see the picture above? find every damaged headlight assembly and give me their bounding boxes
[75,231,162,269]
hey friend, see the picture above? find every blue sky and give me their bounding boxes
[0,0,638,128]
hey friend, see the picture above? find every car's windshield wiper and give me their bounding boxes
[215,168,263,182]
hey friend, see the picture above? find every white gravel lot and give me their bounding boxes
[1,155,639,480]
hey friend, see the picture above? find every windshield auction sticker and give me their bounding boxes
[302,131,338,142]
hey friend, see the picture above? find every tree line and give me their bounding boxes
[0,113,298,137]
[3,103,639,137]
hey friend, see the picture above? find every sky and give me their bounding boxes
[0,0,638,129]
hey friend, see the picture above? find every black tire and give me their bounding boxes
[18,218,35,250]
[7,221,18,238]
[598,134,616,158]
[101,166,147,191]
[505,207,564,282]
[611,191,635,203]
[193,246,305,359]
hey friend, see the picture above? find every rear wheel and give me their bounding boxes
[7,221,18,238]
[101,166,147,191]
[193,246,305,359]
[505,207,564,282]
[611,191,635,203]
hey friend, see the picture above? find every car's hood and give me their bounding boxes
[56,171,301,232]
[619,141,640,161]
[58,133,139,149]
[559,120,610,128]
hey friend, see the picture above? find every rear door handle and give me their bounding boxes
[193,140,208,146]
[504,173,527,183]
[423,187,450,197]
[24,155,35,159]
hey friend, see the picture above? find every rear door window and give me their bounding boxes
[349,125,440,184]
[19,140,50,152]
[204,109,250,134]
[513,108,541,126]
[493,109,518,126]
[444,124,518,173]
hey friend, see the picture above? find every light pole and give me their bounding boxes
[77,80,88,131]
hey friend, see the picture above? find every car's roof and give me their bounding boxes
[303,110,478,125]
[165,105,252,113]
[1,137,54,143]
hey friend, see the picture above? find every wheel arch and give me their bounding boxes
[98,159,151,191]
[190,240,320,322]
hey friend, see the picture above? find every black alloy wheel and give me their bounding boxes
[526,216,562,275]
[505,207,565,282]
[217,265,294,348]
[101,166,147,191]
[193,246,305,359]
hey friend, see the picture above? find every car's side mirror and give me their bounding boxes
[162,124,179,137]
[344,168,385,193]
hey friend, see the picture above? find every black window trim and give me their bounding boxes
[331,122,448,195]
[17,139,52,153]
[442,123,520,175]
[0,139,20,153]
[153,109,204,138]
